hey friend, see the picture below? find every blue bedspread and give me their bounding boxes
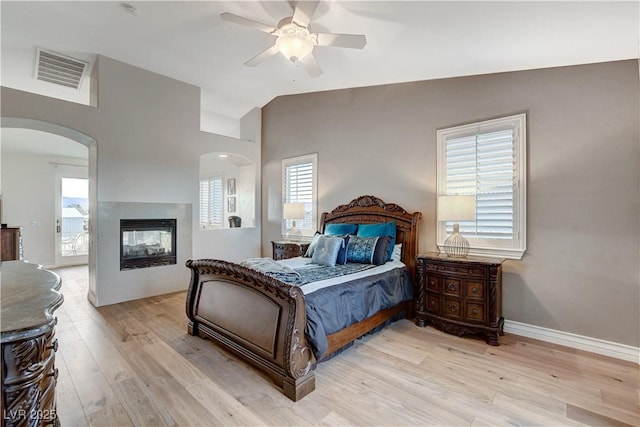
[240,258,413,360]
[300,266,412,360]
[243,258,377,286]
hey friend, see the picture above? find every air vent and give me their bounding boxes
[34,48,89,90]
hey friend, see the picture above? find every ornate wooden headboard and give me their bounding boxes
[319,195,422,282]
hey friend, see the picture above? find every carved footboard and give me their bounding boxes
[185,259,317,401]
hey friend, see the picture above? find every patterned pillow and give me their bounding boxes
[357,222,396,261]
[310,235,344,267]
[346,235,391,265]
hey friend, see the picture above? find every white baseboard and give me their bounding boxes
[504,320,640,364]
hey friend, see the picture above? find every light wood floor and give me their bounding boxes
[52,266,639,426]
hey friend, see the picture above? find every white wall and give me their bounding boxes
[1,152,87,265]
[236,164,255,227]
[262,60,640,348]
[199,153,256,229]
[97,201,192,305]
[1,55,262,306]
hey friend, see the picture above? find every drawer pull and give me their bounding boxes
[47,339,59,352]
[472,308,479,314]
[430,300,435,306]
[448,303,457,312]
[447,283,456,291]
[472,287,478,293]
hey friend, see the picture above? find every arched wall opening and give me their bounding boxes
[1,117,98,303]
[199,151,256,230]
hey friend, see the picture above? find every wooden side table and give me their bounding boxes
[271,241,310,260]
[416,253,504,345]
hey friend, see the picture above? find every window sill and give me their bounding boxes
[437,245,525,260]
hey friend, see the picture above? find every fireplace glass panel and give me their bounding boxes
[120,219,176,270]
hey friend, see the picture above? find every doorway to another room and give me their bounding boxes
[56,173,89,266]
[1,119,95,273]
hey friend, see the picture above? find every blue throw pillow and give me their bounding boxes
[357,221,396,261]
[310,235,344,267]
[325,223,358,236]
[346,235,390,265]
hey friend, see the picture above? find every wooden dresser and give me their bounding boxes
[416,253,504,345]
[1,261,63,426]
[271,241,310,260]
[1,227,22,261]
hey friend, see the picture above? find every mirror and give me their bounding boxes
[199,152,255,229]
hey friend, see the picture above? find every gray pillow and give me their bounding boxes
[310,235,344,267]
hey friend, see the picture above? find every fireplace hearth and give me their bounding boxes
[120,218,176,270]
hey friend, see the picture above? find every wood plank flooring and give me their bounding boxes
[52,266,639,426]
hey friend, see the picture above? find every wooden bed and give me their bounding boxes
[185,195,422,401]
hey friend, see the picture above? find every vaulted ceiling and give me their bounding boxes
[1,1,638,137]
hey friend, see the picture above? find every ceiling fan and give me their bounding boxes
[220,1,367,78]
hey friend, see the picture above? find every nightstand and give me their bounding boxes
[271,241,310,260]
[416,253,505,345]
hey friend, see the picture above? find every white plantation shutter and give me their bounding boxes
[282,153,318,237]
[437,114,526,259]
[199,174,223,228]
[446,129,515,239]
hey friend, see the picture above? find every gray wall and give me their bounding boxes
[262,60,640,347]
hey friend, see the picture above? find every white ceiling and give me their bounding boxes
[1,1,639,138]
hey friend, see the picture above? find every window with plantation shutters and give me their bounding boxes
[437,114,526,259]
[282,153,318,238]
[200,174,224,229]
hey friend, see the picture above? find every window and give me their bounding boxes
[437,114,526,259]
[200,174,224,229]
[282,153,318,239]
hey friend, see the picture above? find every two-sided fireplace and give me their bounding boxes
[120,219,177,270]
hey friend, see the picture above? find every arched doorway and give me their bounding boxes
[1,117,97,302]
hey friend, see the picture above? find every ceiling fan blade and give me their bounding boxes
[220,12,277,34]
[291,1,319,28]
[315,33,367,49]
[299,53,323,78]
[244,45,280,67]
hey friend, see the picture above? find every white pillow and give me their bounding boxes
[391,243,402,262]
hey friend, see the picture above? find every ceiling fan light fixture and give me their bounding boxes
[276,23,313,63]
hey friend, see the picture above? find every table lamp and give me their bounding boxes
[283,202,305,241]
[438,195,476,258]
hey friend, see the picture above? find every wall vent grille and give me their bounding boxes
[34,48,89,90]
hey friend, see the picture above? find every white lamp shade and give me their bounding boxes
[438,195,476,221]
[283,202,305,220]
